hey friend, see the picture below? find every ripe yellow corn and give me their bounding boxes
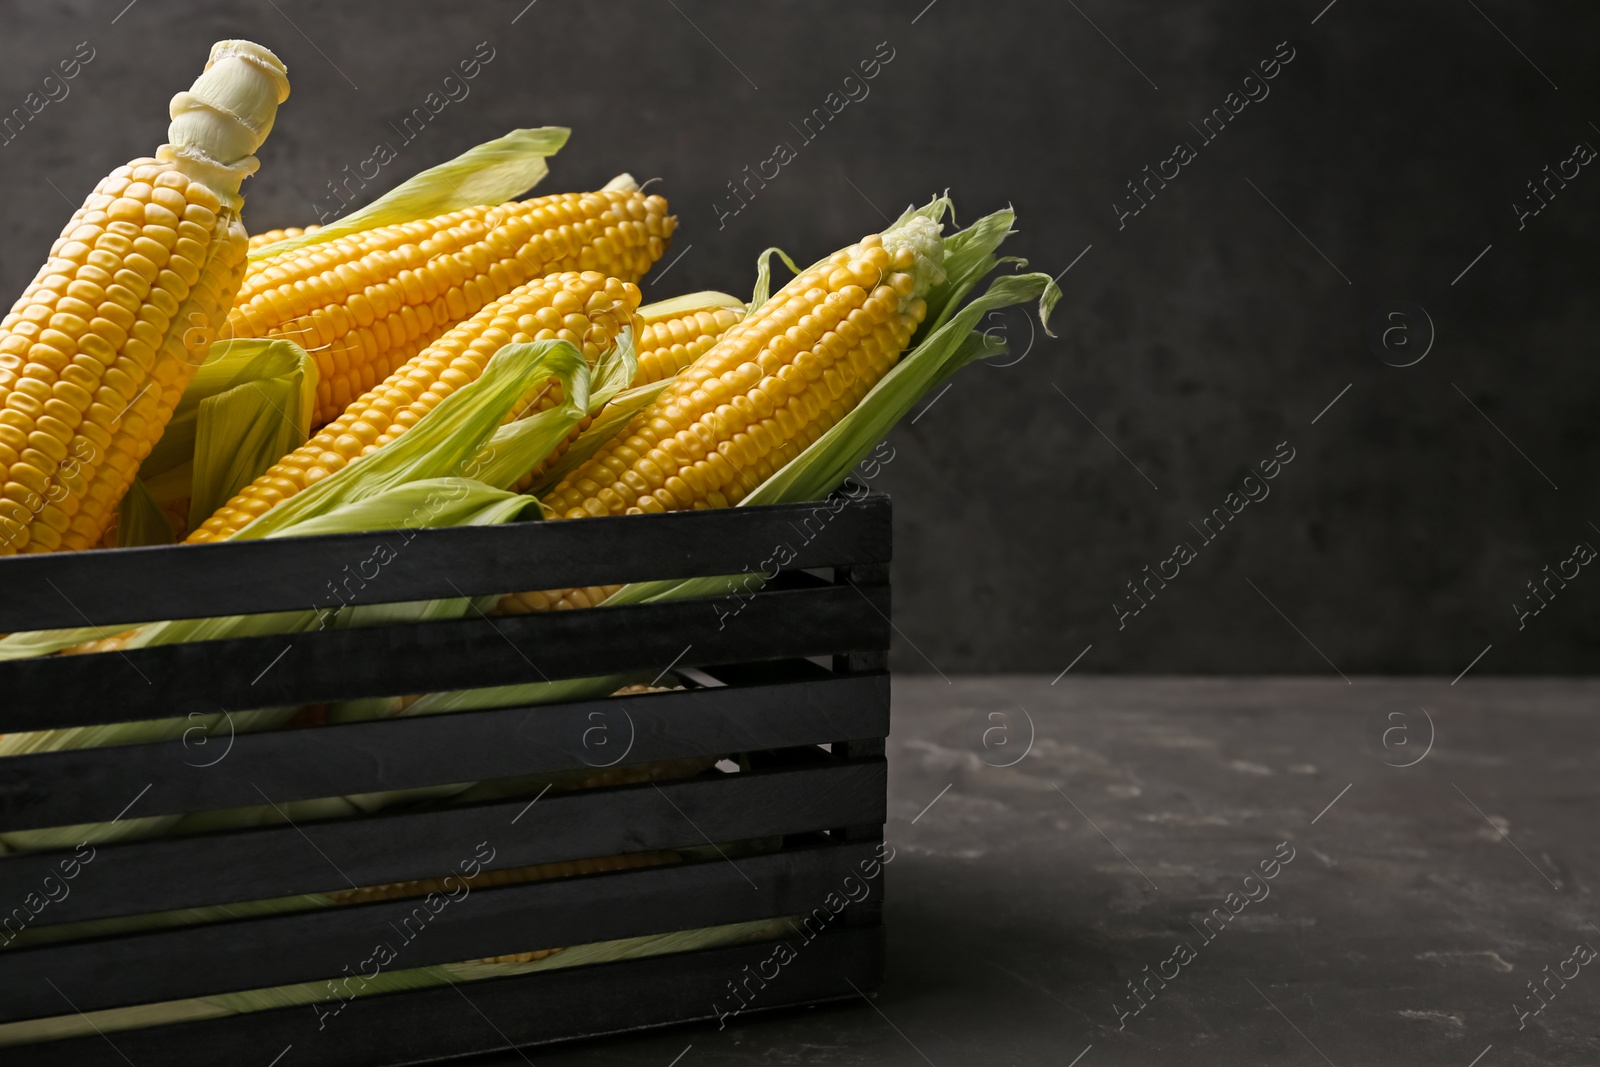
[246,225,317,251]
[495,226,937,614]
[634,301,748,388]
[0,41,288,555]
[187,271,641,542]
[226,190,675,427]
[507,296,747,493]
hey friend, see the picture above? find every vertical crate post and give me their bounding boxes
[830,559,890,962]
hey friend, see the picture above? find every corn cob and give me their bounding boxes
[226,189,674,427]
[495,219,943,614]
[507,295,747,493]
[246,224,317,251]
[186,271,641,542]
[0,41,288,556]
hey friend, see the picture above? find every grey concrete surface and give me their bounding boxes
[485,675,1600,1066]
[0,3,1597,673]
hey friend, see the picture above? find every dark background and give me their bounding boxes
[1,1,1595,676]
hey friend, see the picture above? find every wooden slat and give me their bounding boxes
[2,760,887,926]
[0,840,884,1022]
[0,578,891,732]
[15,925,884,1066]
[0,493,890,631]
[0,671,889,832]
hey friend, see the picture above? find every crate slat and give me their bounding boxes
[0,671,888,832]
[0,578,890,731]
[0,493,889,631]
[2,760,887,926]
[0,839,885,1022]
[13,925,884,1066]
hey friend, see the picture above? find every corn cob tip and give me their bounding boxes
[204,40,290,100]
[880,214,944,306]
[162,40,290,205]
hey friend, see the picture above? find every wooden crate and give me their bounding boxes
[0,491,892,1065]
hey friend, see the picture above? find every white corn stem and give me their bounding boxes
[160,39,290,206]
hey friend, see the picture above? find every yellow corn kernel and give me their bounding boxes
[246,224,318,252]
[633,304,747,388]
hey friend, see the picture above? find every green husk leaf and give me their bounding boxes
[188,339,319,524]
[0,813,186,854]
[753,271,1058,503]
[0,623,110,661]
[226,339,592,541]
[248,127,570,261]
[637,290,746,321]
[919,205,1016,337]
[136,460,193,526]
[266,478,532,541]
[141,340,315,477]
[0,917,792,1047]
[749,246,801,310]
[114,338,318,546]
[889,191,955,233]
[522,375,673,496]
[113,477,175,548]
[469,329,636,490]
[397,671,646,717]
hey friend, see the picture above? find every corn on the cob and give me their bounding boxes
[0,41,288,555]
[246,224,316,251]
[507,295,747,493]
[226,190,674,427]
[495,220,942,614]
[186,271,641,542]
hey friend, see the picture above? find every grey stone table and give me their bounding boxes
[483,677,1599,1066]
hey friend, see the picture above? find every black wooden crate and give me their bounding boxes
[0,491,892,1065]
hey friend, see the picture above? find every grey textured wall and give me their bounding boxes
[1,1,1595,675]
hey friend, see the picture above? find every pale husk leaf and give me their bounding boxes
[248,127,570,261]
